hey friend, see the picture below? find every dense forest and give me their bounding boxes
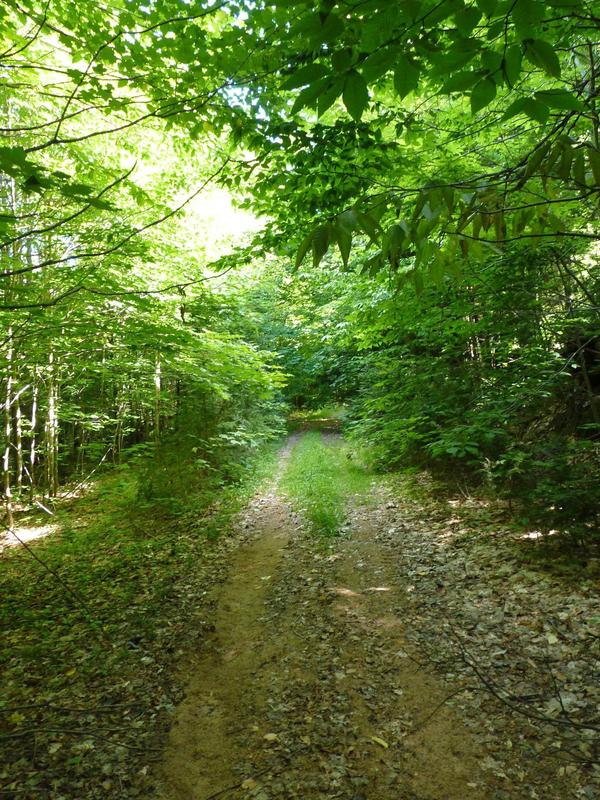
[0,1,599,798]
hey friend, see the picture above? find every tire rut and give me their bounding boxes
[157,440,492,800]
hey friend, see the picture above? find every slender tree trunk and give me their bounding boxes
[3,329,13,527]
[76,423,85,475]
[113,398,125,463]
[556,255,600,424]
[29,380,38,501]
[576,334,600,425]
[175,379,181,430]
[45,351,59,497]
[15,392,23,491]
[154,355,161,446]
[589,42,599,150]
[3,164,17,524]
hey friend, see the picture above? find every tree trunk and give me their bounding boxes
[3,329,13,527]
[154,355,161,446]
[45,351,59,497]
[29,380,38,501]
[15,392,23,491]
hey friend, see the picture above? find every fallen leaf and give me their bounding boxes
[370,736,389,749]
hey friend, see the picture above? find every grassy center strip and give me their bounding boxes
[280,432,372,539]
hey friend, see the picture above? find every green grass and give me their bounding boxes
[281,432,372,538]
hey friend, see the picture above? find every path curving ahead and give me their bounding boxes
[157,437,489,800]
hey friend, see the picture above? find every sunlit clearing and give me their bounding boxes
[1,524,59,551]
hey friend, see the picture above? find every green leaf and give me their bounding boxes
[317,81,343,117]
[512,0,546,40]
[87,198,113,210]
[429,46,479,74]
[470,76,496,113]
[442,186,455,214]
[502,45,522,86]
[23,175,45,193]
[572,150,585,186]
[481,49,503,76]
[356,211,382,244]
[524,39,561,79]
[294,231,313,270]
[337,209,358,233]
[524,142,551,178]
[320,12,345,43]
[454,6,482,34]
[291,77,330,114]
[523,98,550,124]
[503,96,549,124]
[282,63,328,90]
[343,70,369,121]
[62,182,94,196]
[476,0,497,15]
[441,70,481,94]
[589,147,600,187]
[333,220,352,267]
[557,145,573,179]
[534,89,584,111]
[384,223,407,268]
[361,46,398,82]
[393,55,420,99]
[0,146,38,178]
[543,141,563,175]
[331,49,353,72]
[0,145,27,166]
[312,225,331,267]
[411,269,424,294]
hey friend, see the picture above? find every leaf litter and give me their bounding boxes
[157,456,599,799]
[4,439,598,799]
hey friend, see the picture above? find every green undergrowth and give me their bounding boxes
[0,439,280,798]
[281,432,372,539]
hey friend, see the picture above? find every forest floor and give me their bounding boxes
[156,434,599,800]
[1,432,598,799]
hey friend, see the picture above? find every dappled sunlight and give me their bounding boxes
[330,586,362,598]
[55,481,94,501]
[1,523,59,552]
[520,529,560,541]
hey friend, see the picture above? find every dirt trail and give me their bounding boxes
[157,437,491,800]
[158,442,296,799]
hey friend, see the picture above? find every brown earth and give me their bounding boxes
[156,438,493,800]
